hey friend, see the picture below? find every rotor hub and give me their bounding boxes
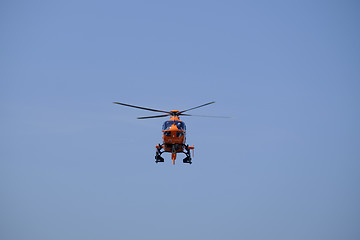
[170,110,180,116]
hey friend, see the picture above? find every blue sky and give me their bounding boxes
[1,1,360,239]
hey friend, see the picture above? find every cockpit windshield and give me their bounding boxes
[162,121,186,131]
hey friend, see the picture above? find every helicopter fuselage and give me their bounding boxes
[162,116,186,153]
[155,115,193,164]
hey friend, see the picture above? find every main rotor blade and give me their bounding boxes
[179,101,215,114]
[137,114,170,119]
[180,114,233,118]
[113,102,170,114]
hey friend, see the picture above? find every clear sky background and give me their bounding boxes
[1,1,359,239]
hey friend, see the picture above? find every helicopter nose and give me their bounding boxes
[169,125,179,131]
[168,125,179,137]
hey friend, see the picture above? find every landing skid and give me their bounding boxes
[155,144,164,163]
[155,144,193,164]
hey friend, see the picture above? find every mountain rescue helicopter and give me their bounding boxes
[113,101,229,165]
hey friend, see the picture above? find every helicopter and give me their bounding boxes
[113,101,229,165]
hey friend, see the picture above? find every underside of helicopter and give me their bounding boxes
[155,143,194,164]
